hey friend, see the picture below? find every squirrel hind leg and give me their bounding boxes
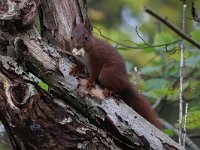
[99,66,127,93]
[102,88,113,97]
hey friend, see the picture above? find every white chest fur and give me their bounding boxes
[78,52,90,73]
[72,48,90,73]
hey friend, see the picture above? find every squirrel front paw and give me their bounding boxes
[86,79,96,90]
[103,88,113,97]
[69,65,83,76]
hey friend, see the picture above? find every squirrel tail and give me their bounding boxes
[120,85,161,129]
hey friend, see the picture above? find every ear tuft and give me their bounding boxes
[84,19,93,33]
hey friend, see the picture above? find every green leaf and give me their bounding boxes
[167,50,189,61]
[185,81,200,99]
[141,66,162,76]
[190,106,200,112]
[144,79,170,91]
[143,89,174,100]
[163,129,175,137]
[143,46,155,53]
[143,79,172,100]
[154,32,174,45]
[152,88,174,96]
[163,62,179,78]
[185,54,200,68]
[190,29,200,42]
[154,32,175,53]
[167,88,179,101]
[38,81,49,91]
[167,82,189,101]
[187,111,200,129]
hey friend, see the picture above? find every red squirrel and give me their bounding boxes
[70,19,160,128]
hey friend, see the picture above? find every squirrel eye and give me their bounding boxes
[71,36,73,40]
[84,35,88,41]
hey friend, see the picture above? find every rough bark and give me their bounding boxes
[0,0,185,150]
[39,0,88,50]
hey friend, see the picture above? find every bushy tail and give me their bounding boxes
[120,86,161,128]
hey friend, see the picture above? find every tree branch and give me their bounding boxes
[0,0,186,149]
[144,7,200,50]
[0,29,185,150]
[160,118,199,150]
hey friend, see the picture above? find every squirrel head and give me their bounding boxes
[71,19,93,57]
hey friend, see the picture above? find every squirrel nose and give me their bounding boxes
[74,41,83,49]
[75,45,82,50]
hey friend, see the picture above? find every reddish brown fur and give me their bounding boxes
[70,20,161,128]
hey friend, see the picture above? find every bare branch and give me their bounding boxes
[133,67,141,95]
[183,103,189,147]
[144,7,200,50]
[188,134,200,139]
[94,26,180,50]
[179,3,186,146]
[159,118,200,150]
[135,26,181,48]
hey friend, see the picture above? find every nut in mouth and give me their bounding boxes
[72,48,85,57]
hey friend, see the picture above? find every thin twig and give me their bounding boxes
[135,26,151,46]
[188,134,200,139]
[95,26,191,56]
[152,97,165,109]
[183,103,189,147]
[134,67,141,95]
[159,118,200,150]
[144,7,200,50]
[94,27,180,50]
[179,2,186,146]
[141,44,192,67]
[135,26,181,48]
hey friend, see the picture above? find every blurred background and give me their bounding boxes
[1,0,200,149]
[87,0,200,148]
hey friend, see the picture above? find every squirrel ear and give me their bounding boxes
[84,19,93,33]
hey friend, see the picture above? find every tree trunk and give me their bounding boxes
[0,0,185,150]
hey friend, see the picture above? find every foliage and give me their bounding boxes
[38,81,49,91]
[163,129,175,138]
[187,108,200,129]
[88,0,200,134]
